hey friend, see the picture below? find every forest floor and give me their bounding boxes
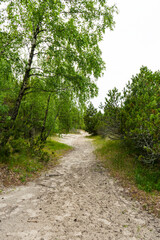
[0,131,160,240]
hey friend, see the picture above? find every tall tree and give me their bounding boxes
[0,0,117,146]
[84,102,98,135]
[123,66,160,163]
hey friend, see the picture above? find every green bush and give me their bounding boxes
[84,102,99,135]
[0,144,11,163]
[10,138,29,153]
[99,88,123,138]
[123,66,160,163]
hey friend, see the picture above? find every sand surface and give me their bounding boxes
[0,131,160,240]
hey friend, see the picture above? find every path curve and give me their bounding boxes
[0,131,160,240]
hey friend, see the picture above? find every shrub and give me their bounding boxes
[123,66,160,163]
[84,102,99,135]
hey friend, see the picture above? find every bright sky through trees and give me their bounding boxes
[92,0,160,108]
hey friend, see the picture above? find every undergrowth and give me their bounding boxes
[0,138,72,186]
[93,136,160,193]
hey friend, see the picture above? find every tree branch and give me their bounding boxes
[23,86,73,96]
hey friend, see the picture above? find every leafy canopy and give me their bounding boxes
[0,0,117,100]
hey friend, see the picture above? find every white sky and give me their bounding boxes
[92,0,160,108]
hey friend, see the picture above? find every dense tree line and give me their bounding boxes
[0,0,116,160]
[84,66,160,164]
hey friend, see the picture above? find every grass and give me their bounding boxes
[44,139,72,160]
[0,138,72,188]
[92,135,160,217]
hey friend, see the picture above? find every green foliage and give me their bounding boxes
[0,144,11,163]
[84,102,99,135]
[0,0,116,150]
[92,67,160,164]
[135,167,160,192]
[0,57,18,138]
[0,137,71,183]
[46,139,72,151]
[10,138,29,153]
[98,88,122,138]
[93,136,160,193]
[123,66,160,164]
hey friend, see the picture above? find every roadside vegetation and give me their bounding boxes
[0,1,159,216]
[0,137,72,189]
[84,66,160,166]
[84,67,160,216]
[93,136,160,192]
[92,136,160,217]
[0,0,116,188]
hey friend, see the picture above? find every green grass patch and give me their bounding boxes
[44,139,72,158]
[93,136,160,193]
[46,139,71,151]
[135,167,160,192]
[0,138,72,186]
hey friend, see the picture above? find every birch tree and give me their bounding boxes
[0,0,117,146]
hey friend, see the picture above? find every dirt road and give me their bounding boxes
[0,132,160,240]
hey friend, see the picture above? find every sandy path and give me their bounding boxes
[0,131,160,240]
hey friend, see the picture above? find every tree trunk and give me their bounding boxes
[0,25,39,147]
[40,94,51,142]
[44,109,60,141]
[11,27,39,122]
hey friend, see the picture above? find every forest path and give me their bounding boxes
[0,131,160,240]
